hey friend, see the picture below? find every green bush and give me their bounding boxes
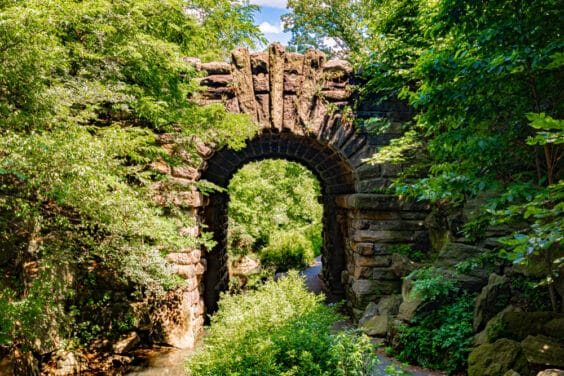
[395,270,476,374]
[396,292,475,374]
[259,230,315,272]
[185,272,381,376]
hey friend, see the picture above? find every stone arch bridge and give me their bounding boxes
[154,44,430,348]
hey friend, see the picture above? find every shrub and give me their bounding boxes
[396,292,475,374]
[395,269,476,374]
[259,230,315,272]
[389,244,426,262]
[185,272,382,376]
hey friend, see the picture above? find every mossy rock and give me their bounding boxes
[503,370,521,376]
[436,242,488,268]
[378,294,402,316]
[473,273,511,332]
[468,338,529,376]
[543,318,564,342]
[521,335,564,370]
[501,312,564,342]
[361,314,390,337]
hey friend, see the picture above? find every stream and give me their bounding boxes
[125,257,444,376]
[126,344,198,376]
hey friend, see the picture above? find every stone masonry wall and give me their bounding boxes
[147,135,210,348]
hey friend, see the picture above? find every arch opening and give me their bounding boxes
[201,131,355,313]
[226,159,323,290]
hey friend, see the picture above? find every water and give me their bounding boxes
[126,344,198,376]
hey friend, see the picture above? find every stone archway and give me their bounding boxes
[189,44,430,314]
[201,131,355,312]
[153,44,431,347]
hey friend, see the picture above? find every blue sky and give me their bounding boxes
[249,0,292,47]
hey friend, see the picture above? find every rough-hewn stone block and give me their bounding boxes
[353,253,391,267]
[200,61,231,75]
[166,251,201,265]
[200,75,232,87]
[172,165,200,180]
[323,59,353,75]
[174,263,206,279]
[356,179,391,194]
[336,194,401,210]
[322,89,351,101]
[231,48,256,117]
[269,43,285,130]
[352,230,417,243]
[179,226,200,237]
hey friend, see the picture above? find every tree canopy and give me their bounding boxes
[284,0,563,300]
[0,0,263,349]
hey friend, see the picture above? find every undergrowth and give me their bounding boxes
[185,272,398,375]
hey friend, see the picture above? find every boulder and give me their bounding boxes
[501,312,564,342]
[468,338,529,376]
[543,318,564,341]
[436,242,488,267]
[378,294,402,316]
[53,350,88,376]
[397,296,422,323]
[445,270,489,292]
[391,253,418,278]
[473,305,522,346]
[521,335,564,369]
[474,273,511,332]
[361,315,390,337]
[358,302,379,326]
[504,371,521,376]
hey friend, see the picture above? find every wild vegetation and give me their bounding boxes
[0,0,263,356]
[284,0,562,278]
[1,0,562,374]
[185,272,407,376]
[283,0,562,373]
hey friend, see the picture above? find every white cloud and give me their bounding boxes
[259,21,282,34]
[249,0,287,8]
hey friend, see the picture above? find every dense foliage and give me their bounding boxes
[259,229,315,272]
[284,0,563,303]
[394,269,476,374]
[0,0,262,351]
[185,272,383,376]
[228,160,322,271]
[283,0,369,56]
